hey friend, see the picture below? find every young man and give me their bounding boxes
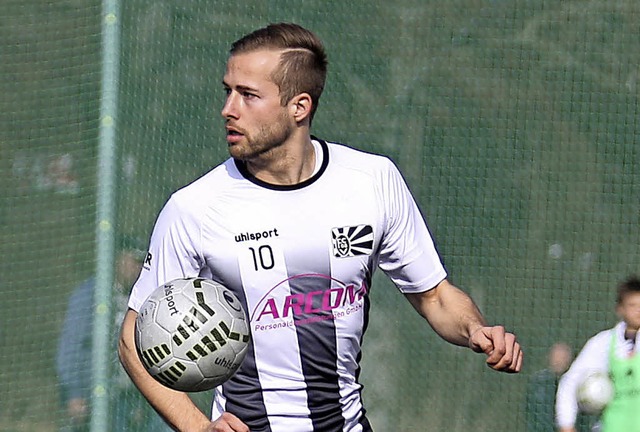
[118,23,523,432]
[556,276,640,432]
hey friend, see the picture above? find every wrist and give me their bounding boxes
[467,326,485,349]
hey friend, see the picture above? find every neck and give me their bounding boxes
[245,135,316,185]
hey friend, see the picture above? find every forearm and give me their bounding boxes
[405,279,486,346]
[118,309,211,432]
[407,279,522,372]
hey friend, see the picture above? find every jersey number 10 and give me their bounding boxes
[249,246,275,271]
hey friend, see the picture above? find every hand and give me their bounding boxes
[468,325,523,373]
[204,412,250,432]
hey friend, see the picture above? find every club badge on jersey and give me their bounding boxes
[331,225,374,258]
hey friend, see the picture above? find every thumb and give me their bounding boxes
[468,327,492,354]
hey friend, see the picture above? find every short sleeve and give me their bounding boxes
[376,160,447,293]
[127,193,204,311]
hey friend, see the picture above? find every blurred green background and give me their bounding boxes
[1,1,639,431]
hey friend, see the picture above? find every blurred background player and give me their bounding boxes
[56,236,170,432]
[556,275,640,432]
[525,342,594,432]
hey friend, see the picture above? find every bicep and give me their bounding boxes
[404,281,442,319]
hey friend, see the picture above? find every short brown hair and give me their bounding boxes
[616,275,640,304]
[230,23,328,121]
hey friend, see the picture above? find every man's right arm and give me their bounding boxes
[118,309,212,432]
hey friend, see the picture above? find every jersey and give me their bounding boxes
[128,138,447,432]
[601,332,640,432]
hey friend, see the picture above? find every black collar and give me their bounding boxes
[234,137,329,191]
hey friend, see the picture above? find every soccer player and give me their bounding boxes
[118,22,523,432]
[556,276,640,432]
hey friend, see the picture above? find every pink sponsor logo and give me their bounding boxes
[249,273,368,323]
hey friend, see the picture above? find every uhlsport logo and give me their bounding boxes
[331,225,374,258]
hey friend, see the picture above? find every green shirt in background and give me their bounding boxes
[602,335,640,432]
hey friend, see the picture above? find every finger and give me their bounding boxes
[487,332,518,371]
[484,326,507,365]
[502,345,524,374]
[222,412,250,432]
[496,336,523,373]
[515,347,524,372]
[209,412,250,432]
[468,327,489,353]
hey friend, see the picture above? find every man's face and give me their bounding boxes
[617,291,640,332]
[221,49,294,162]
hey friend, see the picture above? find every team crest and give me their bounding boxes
[331,225,374,258]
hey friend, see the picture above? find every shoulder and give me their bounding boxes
[587,327,616,345]
[160,159,241,219]
[171,159,238,203]
[577,328,615,358]
[146,161,234,235]
[325,139,395,170]
[322,139,402,187]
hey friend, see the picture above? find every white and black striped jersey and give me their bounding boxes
[128,138,447,432]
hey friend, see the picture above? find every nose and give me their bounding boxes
[221,91,238,119]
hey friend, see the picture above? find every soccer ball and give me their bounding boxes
[135,277,251,392]
[576,371,614,414]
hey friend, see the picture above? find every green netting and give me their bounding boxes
[1,1,639,431]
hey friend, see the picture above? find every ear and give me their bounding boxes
[289,93,313,123]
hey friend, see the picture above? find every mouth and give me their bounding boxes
[225,126,244,144]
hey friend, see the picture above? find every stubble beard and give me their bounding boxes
[228,112,293,163]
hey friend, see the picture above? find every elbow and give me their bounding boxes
[117,309,139,369]
[117,332,132,367]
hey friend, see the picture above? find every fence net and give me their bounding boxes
[1,1,639,431]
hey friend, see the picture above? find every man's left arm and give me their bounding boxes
[405,278,523,373]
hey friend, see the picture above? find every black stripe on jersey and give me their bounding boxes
[234,137,330,191]
[222,345,272,431]
[286,271,344,431]
[356,269,374,432]
[219,277,272,431]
